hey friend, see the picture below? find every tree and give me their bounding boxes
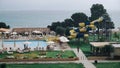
[71,12,89,27]
[55,26,65,35]
[89,4,114,41]
[65,27,71,36]
[47,21,61,31]
[89,4,106,21]
[0,22,10,29]
[113,32,119,41]
[64,18,74,27]
[47,18,73,35]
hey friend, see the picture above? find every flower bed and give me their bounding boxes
[0,50,79,62]
[0,57,79,62]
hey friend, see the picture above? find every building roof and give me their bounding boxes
[12,28,50,33]
[112,44,120,48]
[0,28,10,32]
[90,42,119,48]
[90,42,110,47]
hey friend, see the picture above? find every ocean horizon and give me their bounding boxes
[0,10,119,29]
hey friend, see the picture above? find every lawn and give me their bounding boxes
[46,50,76,58]
[68,40,92,57]
[0,50,76,59]
[0,63,84,68]
[94,62,120,68]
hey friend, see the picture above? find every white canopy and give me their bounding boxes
[59,36,69,42]
[23,41,31,45]
[47,41,55,45]
[90,42,110,47]
[11,32,17,35]
[33,30,42,34]
[112,44,120,48]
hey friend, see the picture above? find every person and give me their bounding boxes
[24,44,26,49]
[77,46,79,53]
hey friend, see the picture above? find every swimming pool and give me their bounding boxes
[1,40,47,51]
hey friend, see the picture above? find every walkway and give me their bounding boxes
[72,48,96,68]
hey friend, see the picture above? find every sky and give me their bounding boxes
[0,0,120,11]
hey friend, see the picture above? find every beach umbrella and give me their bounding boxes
[23,41,31,45]
[25,32,29,35]
[33,30,42,34]
[59,36,69,43]
[4,31,10,34]
[11,32,17,35]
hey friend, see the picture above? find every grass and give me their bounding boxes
[0,52,8,59]
[0,50,76,59]
[46,50,76,58]
[0,63,84,68]
[94,62,120,68]
[68,40,92,57]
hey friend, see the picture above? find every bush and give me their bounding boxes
[68,56,74,58]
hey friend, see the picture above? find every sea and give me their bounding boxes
[0,10,120,29]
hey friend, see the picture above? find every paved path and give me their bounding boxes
[72,48,96,68]
[89,60,120,63]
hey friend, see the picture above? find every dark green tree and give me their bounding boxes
[64,18,74,27]
[47,18,73,35]
[0,22,10,29]
[47,21,61,31]
[55,26,65,35]
[65,27,71,36]
[71,12,89,27]
[89,4,114,41]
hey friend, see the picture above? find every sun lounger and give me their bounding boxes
[23,49,30,53]
[17,50,23,53]
[7,51,13,54]
[6,56,15,59]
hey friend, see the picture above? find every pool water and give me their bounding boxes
[2,40,47,51]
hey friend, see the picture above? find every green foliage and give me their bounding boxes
[90,4,106,21]
[46,50,76,58]
[48,21,61,31]
[99,37,106,42]
[62,19,74,27]
[65,27,71,36]
[5,63,84,68]
[68,40,91,56]
[71,12,88,27]
[89,4,114,41]
[0,51,76,59]
[90,4,114,29]
[94,62,120,68]
[48,3,114,37]
[113,32,119,39]
[55,26,65,35]
[0,22,10,28]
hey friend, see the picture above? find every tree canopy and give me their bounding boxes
[48,3,114,36]
[0,22,10,29]
[71,12,88,27]
[89,4,114,29]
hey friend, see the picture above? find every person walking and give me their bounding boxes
[77,46,79,53]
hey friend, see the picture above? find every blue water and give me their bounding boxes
[3,40,47,50]
[0,10,75,28]
[0,10,120,28]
